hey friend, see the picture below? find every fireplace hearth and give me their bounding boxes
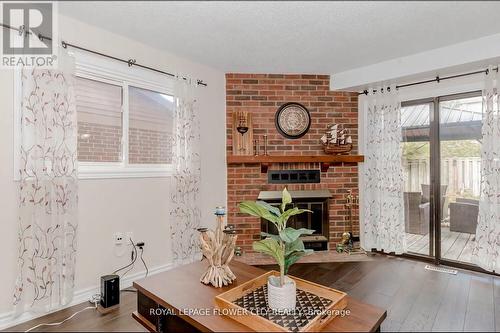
[258,190,331,251]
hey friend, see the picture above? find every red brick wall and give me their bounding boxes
[78,122,122,162]
[78,122,172,164]
[226,74,359,253]
[129,128,172,164]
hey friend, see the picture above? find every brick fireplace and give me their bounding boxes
[226,74,359,253]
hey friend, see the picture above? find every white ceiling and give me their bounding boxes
[60,1,500,74]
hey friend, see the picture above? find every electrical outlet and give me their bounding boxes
[113,232,124,245]
[125,232,134,243]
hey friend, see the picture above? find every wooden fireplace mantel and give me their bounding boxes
[227,154,364,173]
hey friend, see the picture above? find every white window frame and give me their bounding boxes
[13,51,177,180]
[73,50,176,179]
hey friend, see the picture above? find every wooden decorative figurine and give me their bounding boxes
[198,207,237,288]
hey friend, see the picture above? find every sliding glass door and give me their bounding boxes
[401,101,433,257]
[402,92,482,267]
[439,94,482,265]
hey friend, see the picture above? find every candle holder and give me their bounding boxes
[198,207,237,288]
[263,135,268,156]
[254,139,260,156]
[236,111,249,154]
[236,112,249,136]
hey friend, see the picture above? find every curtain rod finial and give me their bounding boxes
[18,25,25,37]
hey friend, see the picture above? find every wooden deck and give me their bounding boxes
[406,226,476,263]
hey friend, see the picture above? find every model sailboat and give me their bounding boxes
[321,124,353,154]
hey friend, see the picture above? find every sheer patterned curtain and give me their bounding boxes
[472,66,500,272]
[170,79,201,264]
[361,86,406,254]
[14,58,78,314]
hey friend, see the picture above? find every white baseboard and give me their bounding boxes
[0,262,174,331]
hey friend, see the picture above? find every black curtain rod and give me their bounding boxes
[1,23,207,87]
[360,66,499,95]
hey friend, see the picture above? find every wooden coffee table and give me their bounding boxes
[133,261,386,332]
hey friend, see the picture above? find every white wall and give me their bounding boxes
[0,14,226,321]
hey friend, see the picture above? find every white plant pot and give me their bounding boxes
[267,275,296,311]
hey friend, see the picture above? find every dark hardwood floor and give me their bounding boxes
[6,254,500,332]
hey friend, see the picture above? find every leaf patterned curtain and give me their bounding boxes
[472,66,500,272]
[170,80,201,264]
[361,86,406,254]
[14,65,78,314]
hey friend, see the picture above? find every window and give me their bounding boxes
[76,77,123,162]
[12,53,176,180]
[128,86,174,165]
[74,52,175,179]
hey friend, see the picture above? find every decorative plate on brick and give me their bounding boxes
[275,102,311,139]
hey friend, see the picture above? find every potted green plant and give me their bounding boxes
[238,188,314,311]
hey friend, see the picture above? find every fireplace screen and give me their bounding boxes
[260,200,329,251]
